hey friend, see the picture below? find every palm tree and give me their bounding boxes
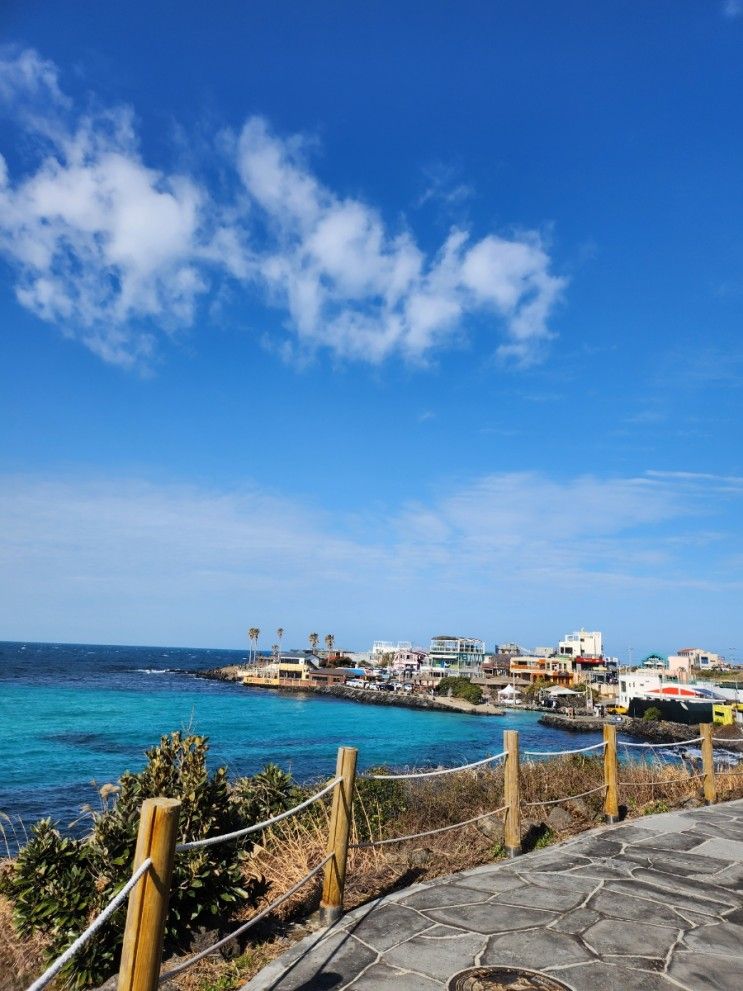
[276,627,284,659]
[324,633,335,660]
[309,632,319,654]
[248,627,260,664]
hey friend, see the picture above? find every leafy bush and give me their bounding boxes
[1,733,267,989]
[642,706,663,722]
[435,677,483,705]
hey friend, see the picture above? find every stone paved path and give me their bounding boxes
[242,800,743,991]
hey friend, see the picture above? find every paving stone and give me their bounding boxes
[400,883,492,910]
[667,949,743,990]
[684,820,743,842]
[603,824,659,843]
[512,851,592,873]
[445,871,525,895]
[622,847,733,877]
[704,862,743,888]
[547,960,682,990]
[345,902,434,951]
[690,837,743,861]
[587,887,695,929]
[632,830,710,852]
[601,955,666,971]
[582,919,678,958]
[568,837,624,858]
[623,869,740,911]
[346,962,443,989]
[424,900,559,934]
[382,931,486,982]
[603,877,732,920]
[244,929,377,990]
[549,908,601,934]
[482,928,594,970]
[683,920,743,958]
[495,881,589,912]
[515,872,599,896]
[569,858,637,880]
[631,812,708,832]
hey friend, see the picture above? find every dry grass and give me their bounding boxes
[7,759,743,991]
[0,889,47,991]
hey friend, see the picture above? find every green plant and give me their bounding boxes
[435,677,483,705]
[643,800,670,815]
[1,733,266,989]
[643,706,663,722]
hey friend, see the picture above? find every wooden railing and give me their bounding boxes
[24,721,737,991]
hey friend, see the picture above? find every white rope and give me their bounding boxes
[350,804,509,848]
[366,751,507,781]
[712,737,743,744]
[523,741,606,757]
[158,853,333,983]
[619,737,703,749]
[523,784,605,808]
[175,778,341,851]
[25,858,153,991]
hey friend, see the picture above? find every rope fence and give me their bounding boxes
[366,751,506,780]
[175,778,341,852]
[350,804,509,848]
[523,784,606,808]
[22,720,743,991]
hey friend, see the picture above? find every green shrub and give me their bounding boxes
[1,733,267,989]
[642,706,663,722]
[435,677,484,705]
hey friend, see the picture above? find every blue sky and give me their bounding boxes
[1,2,742,658]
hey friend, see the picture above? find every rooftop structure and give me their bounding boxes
[559,629,603,658]
[428,635,486,671]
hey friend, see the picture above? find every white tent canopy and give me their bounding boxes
[498,684,522,697]
[547,686,580,696]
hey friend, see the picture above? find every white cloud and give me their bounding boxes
[0,48,566,369]
[723,0,743,20]
[0,469,741,647]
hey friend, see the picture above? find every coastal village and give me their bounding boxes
[235,628,743,730]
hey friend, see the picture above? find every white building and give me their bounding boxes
[371,640,411,660]
[559,629,603,659]
[677,647,726,671]
[428,635,486,671]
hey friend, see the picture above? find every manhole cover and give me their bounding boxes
[448,967,572,991]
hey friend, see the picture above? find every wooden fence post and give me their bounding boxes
[503,730,521,857]
[118,798,181,991]
[701,722,717,806]
[320,746,357,925]
[603,724,619,824]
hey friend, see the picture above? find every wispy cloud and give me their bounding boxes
[1,469,741,646]
[0,47,566,370]
[722,0,743,20]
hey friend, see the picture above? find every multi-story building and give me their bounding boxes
[428,635,486,672]
[677,647,726,670]
[559,629,603,659]
[509,654,574,684]
[371,640,411,661]
[392,646,427,678]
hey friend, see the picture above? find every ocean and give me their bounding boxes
[0,641,606,843]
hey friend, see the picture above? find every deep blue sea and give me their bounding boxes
[0,641,606,842]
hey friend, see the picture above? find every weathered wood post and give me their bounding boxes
[701,722,717,805]
[603,724,619,824]
[503,729,522,857]
[320,746,357,925]
[118,797,180,991]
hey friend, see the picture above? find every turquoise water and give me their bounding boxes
[0,641,606,834]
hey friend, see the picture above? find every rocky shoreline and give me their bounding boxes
[539,711,743,746]
[195,666,505,716]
